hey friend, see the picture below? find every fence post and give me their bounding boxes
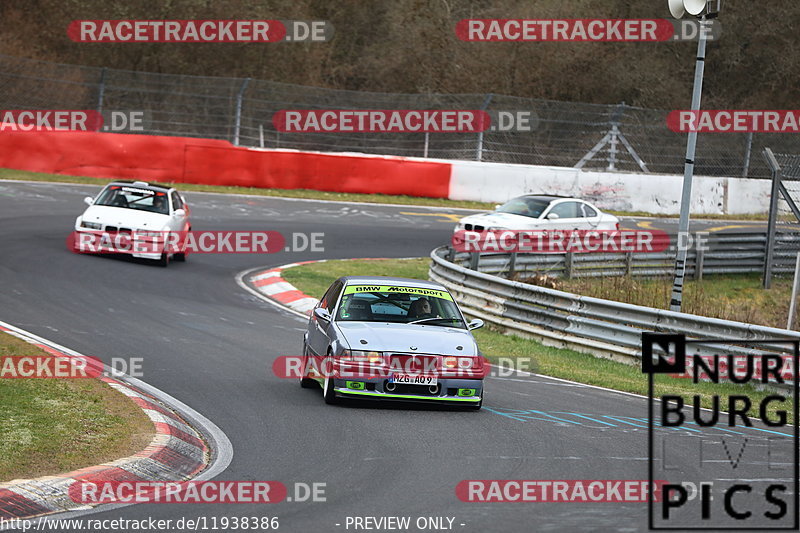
[259,124,265,148]
[475,93,493,161]
[233,78,251,146]
[624,251,633,276]
[763,148,782,289]
[96,67,107,114]
[565,252,574,279]
[423,131,430,158]
[508,252,517,278]
[741,132,754,177]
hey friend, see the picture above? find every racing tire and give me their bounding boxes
[158,251,169,267]
[322,352,338,404]
[465,391,483,411]
[174,227,190,262]
[299,344,317,389]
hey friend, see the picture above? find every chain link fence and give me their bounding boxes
[2,53,799,178]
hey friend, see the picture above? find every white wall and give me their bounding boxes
[447,160,771,215]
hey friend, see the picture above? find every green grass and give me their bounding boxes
[0,332,154,482]
[557,273,794,329]
[282,257,792,422]
[0,168,492,210]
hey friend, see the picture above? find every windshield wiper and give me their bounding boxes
[407,317,461,326]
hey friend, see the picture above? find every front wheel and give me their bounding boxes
[322,354,338,404]
[299,345,317,389]
[157,251,169,267]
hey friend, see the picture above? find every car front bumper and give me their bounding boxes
[332,377,483,404]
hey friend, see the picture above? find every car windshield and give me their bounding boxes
[336,284,465,329]
[94,185,169,214]
[496,197,551,218]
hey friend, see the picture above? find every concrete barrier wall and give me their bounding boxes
[0,129,770,215]
[447,159,771,215]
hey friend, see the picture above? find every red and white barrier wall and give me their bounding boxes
[0,129,770,215]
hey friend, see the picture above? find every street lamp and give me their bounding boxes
[667,0,720,312]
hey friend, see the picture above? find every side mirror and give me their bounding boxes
[467,319,484,331]
[83,196,94,206]
[173,208,186,217]
[546,213,560,220]
[314,308,332,323]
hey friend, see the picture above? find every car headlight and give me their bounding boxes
[341,350,383,363]
[80,220,102,230]
[135,230,164,238]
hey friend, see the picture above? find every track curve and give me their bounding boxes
[0,181,789,532]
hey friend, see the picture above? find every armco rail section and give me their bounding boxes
[429,245,800,369]
[452,231,800,280]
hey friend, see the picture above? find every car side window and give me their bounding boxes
[581,203,597,218]
[550,202,580,219]
[320,281,344,312]
[171,192,183,211]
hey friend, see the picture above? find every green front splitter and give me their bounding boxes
[335,388,481,402]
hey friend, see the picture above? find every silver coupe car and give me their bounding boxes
[300,276,486,409]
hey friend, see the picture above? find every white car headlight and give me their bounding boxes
[80,220,102,230]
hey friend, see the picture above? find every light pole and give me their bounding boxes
[667,0,720,312]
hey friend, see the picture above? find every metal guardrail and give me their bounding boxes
[429,245,800,369]
[447,231,800,280]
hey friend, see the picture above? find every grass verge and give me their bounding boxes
[554,273,793,330]
[0,168,492,210]
[282,257,792,422]
[0,332,154,482]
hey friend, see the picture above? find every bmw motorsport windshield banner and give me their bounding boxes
[343,285,454,301]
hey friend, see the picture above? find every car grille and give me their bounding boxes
[464,224,484,231]
[104,226,132,233]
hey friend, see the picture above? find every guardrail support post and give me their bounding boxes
[469,252,479,270]
[695,244,705,281]
[445,246,455,262]
[624,252,633,276]
[508,252,517,278]
[565,252,574,279]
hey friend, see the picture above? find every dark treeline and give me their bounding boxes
[1,0,798,109]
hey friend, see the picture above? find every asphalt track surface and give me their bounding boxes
[0,181,796,532]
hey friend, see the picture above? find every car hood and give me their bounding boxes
[336,322,478,356]
[80,205,170,229]
[459,211,539,229]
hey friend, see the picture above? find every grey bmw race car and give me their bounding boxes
[300,276,486,409]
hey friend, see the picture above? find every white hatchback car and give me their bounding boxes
[455,195,619,234]
[74,180,191,266]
